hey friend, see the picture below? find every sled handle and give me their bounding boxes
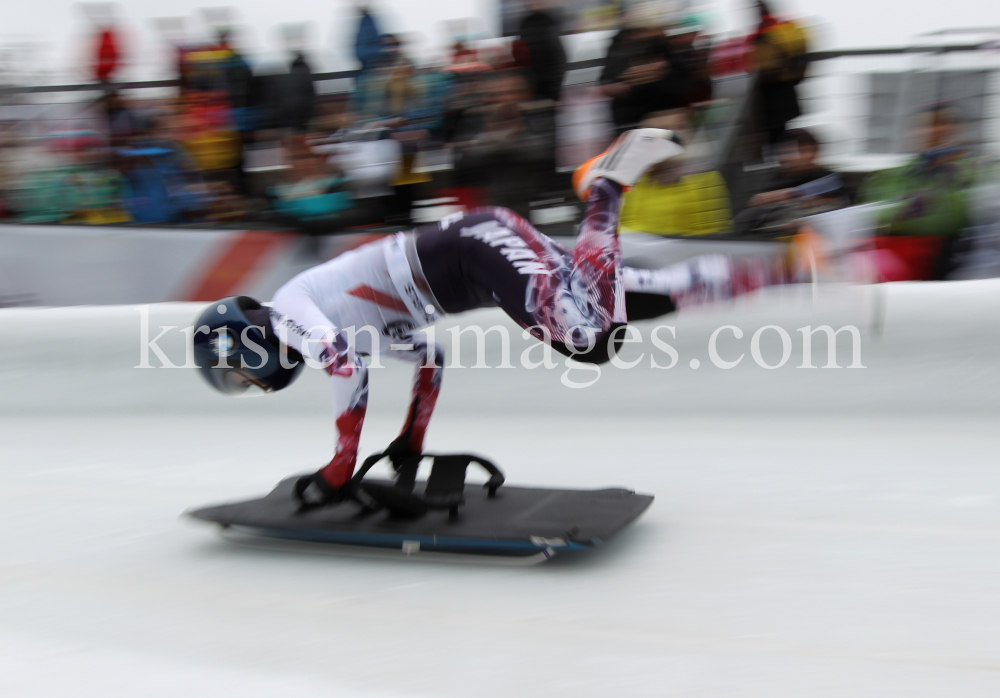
[350,451,504,497]
[422,453,505,498]
[464,454,505,498]
[351,450,392,486]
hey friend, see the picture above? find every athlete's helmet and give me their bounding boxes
[192,296,304,396]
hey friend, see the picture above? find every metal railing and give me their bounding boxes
[0,59,614,97]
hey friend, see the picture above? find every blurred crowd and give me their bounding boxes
[0,0,996,282]
[0,2,726,232]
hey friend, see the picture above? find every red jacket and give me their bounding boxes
[94,29,119,82]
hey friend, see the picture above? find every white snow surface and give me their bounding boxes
[1,281,999,697]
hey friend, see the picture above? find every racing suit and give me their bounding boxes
[271,178,790,488]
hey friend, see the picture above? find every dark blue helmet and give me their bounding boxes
[192,296,304,396]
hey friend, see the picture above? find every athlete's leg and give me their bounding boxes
[490,177,626,357]
[383,333,445,457]
[418,186,626,361]
[570,176,628,329]
[417,130,681,362]
[453,203,621,358]
[622,248,806,317]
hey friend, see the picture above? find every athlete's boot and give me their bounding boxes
[572,128,685,201]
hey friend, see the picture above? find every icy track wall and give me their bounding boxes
[2,282,998,419]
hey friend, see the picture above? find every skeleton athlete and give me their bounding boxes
[194,129,813,507]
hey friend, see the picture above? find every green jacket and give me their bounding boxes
[859,150,976,237]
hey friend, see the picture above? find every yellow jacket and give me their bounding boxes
[620,170,732,236]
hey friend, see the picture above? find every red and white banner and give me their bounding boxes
[0,224,391,307]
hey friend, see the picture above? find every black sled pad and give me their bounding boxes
[186,478,653,560]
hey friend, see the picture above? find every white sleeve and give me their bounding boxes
[268,292,340,362]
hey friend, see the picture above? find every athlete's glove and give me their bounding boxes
[293,470,379,512]
[294,471,351,510]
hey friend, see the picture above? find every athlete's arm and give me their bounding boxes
[269,292,351,375]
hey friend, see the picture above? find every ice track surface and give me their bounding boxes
[2,281,1000,697]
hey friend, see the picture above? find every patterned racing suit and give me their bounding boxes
[270,179,789,488]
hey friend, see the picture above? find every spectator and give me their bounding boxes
[452,69,554,217]
[733,128,845,236]
[751,1,810,151]
[117,114,209,224]
[668,15,713,107]
[13,132,130,224]
[212,30,258,195]
[353,33,395,119]
[354,6,383,73]
[102,91,141,148]
[322,126,402,214]
[353,35,448,222]
[600,5,688,135]
[859,104,977,280]
[175,92,240,174]
[174,39,243,181]
[87,4,122,85]
[215,30,258,134]
[517,0,567,102]
[63,135,132,224]
[619,111,731,237]
[353,34,432,123]
[284,51,317,132]
[440,60,492,143]
[449,42,481,69]
[268,136,353,230]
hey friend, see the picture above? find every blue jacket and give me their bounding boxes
[355,12,382,71]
